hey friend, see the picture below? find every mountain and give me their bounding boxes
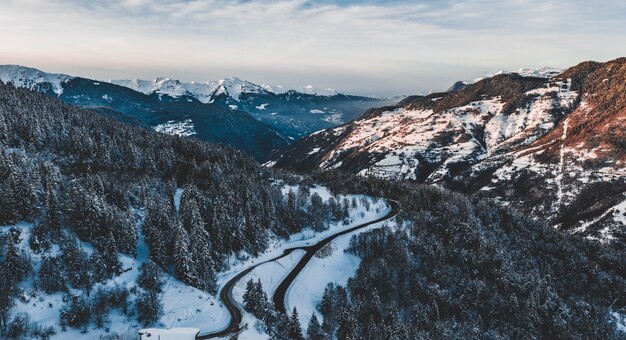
[111,76,391,141]
[446,66,564,92]
[268,59,626,243]
[0,64,72,96]
[1,70,625,339]
[0,65,287,161]
[0,80,361,338]
[0,65,390,160]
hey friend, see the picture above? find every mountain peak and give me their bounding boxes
[301,84,338,96]
[0,64,72,95]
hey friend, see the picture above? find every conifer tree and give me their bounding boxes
[288,307,304,340]
[172,219,196,285]
[307,313,326,340]
[3,231,25,285]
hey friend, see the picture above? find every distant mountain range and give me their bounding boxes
[109,76,392,141]
[269,58,626,243]
[0,65,391,160]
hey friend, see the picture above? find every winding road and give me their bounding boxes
[197,201,398,339]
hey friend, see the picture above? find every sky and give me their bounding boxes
[0,0,625,96]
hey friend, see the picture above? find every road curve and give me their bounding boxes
[197,200,398,339]
[272,201,398,314]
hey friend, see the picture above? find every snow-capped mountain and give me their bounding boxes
[0,65,288,161]
[0,65,390,157]
[110,75,384,140]
[110,76,269,103]
[447,67,564,92]
[0,64,72,96]
[269,58,626,243]
[112,77,339,103]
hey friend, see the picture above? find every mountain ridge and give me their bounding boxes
[0,64,391,148]
[268,58,626,243]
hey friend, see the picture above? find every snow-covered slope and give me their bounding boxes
[270,58,626,243]
[110,77,269,103]
[500,66,564,79]
[111,77,339,103]
[0,65,73,96]
[448,67,564,92]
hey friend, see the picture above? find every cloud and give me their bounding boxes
[0,0,625,95]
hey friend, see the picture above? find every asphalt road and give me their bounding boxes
[197,201,398,339]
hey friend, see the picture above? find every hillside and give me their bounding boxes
[269,58,626,243]
[1,81,625,339]
[0,65,390,159]
[0,81,368,338]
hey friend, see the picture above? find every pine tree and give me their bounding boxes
[336,308,358,340]
[172,219,196,285]
[59,294,90,330]
[137,262,164,326]
[0,270,15,336]
[307,313,326,340]
[243,278,256,314]
[3,232,25,285]
[284,190,299,233]
[9,173,36,222]
[102,229,121,276]
[142,196,169,267]
[0,115,7,144]
[43,187,61,238]
[110,207,137,256]
[186,200,216,292]
[288,307,304,340]
[39,256,66,293]
[0,184,17,225]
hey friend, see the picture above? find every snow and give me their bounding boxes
[309,78,578,183]
[224,184,391,338]
[452,67,564,91]
[302,85,337,96]
[573,195,626,243]
[139,327,199,340]
[112,76,341,104]
[307,147,321,156]
[612,312,626,333]
[261,84,287,94]
[556,117,569,207]
[174,188,184,212]
[112,77,205,101]
[3,208,229,339]
[503,67,564,78]
[262,160,277,168]
[287,218,398,332]
[2,184,390,339]
[0,64,73,96]
[322,113,343,124]
[153,119,197,137]
[310,109,325,114]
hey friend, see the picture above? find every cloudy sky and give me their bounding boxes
[1,0,625,96]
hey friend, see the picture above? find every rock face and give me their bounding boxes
[269,58,626,244]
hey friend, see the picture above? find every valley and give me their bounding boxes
[1,58,626,339]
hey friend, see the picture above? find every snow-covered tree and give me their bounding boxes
[288,307,304,340]
[172,219,196,285]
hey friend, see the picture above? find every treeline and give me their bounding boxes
[306,170,626,338]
